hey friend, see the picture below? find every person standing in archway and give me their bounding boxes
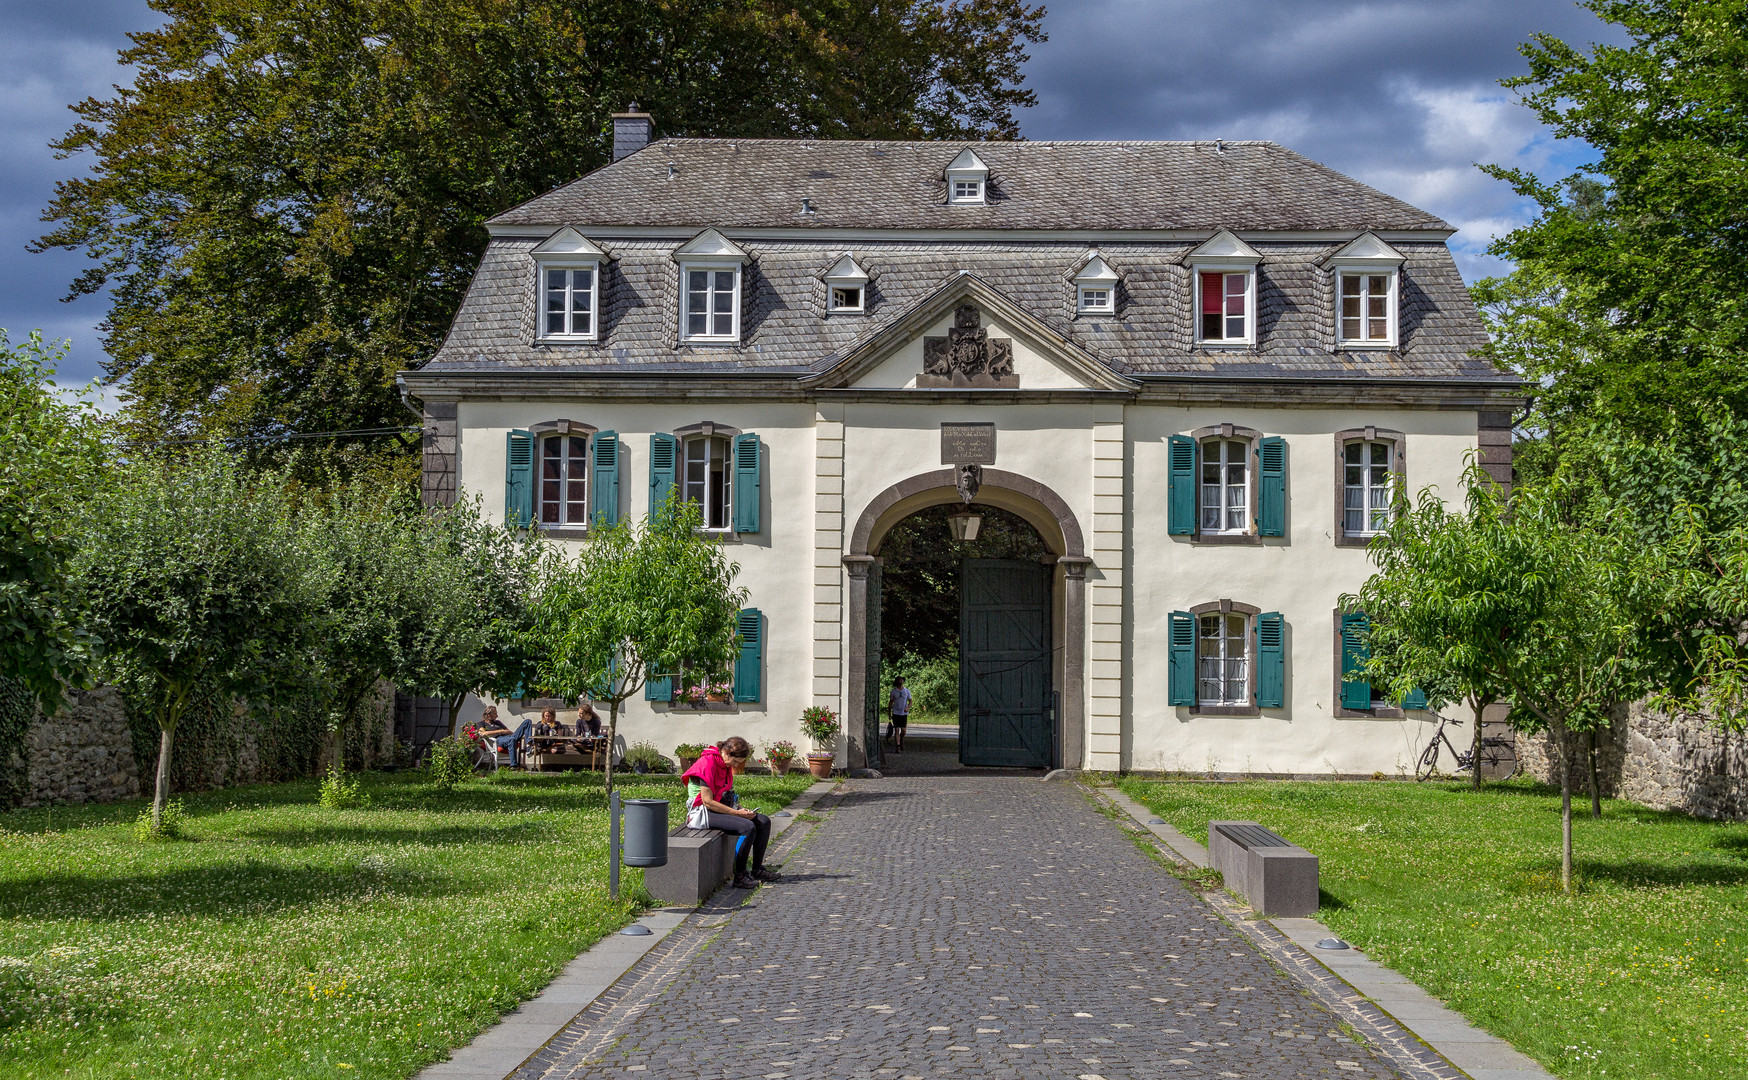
[888,676,912,752]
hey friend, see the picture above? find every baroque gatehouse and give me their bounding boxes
[400,110,1519,775]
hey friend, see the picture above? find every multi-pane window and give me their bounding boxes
[952,179,983,202]
[830,285,864,312]
[1200,439,1249,533]
[1197,612,1249,707]
[683,268,738,340]
[1198,271,1249,342]
[1340,272,1392,343]
[1078,286,1112,313]
[1344,441,1395,535]
[683,435,732,530]
[539,434,589,526]
[543,267,595,339]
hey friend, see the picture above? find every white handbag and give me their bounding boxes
[685,789,711,830]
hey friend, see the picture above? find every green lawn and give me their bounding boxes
[0,769,813,1080]
[1117,777,1748,1080]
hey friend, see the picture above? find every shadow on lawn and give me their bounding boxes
[1574,858,1748,889]
[0,861,458,920]
[232,820,562,847]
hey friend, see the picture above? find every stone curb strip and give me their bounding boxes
[414,780,837,1080]
[1097,784,1557,1080]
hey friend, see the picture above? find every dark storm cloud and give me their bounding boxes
[1,0,1623,389]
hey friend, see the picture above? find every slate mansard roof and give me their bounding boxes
[420,139,1510,386]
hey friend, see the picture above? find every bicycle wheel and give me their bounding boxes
[1479,739,1519,780]
[1414,737,1443,781]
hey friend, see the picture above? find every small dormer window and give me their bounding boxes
[673,228,748,343]
[944,148,989,206]
[531,227,607,343]
[1072,253,1120,316]
[822,253,870,315]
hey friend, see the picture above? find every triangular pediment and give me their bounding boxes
[1072,253,1119,286]
[673,228,747,260]
[1326,232,1405,265]
[531,227,606,258]
[801,273,1138,393]
[1185,229,1261,264]
[945,148,989,176]
[823,253,869,284]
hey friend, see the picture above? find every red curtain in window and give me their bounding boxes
[1200,272,1223,314]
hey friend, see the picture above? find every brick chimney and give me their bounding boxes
[611,104,654,162]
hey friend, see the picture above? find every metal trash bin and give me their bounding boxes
[621,798,670,867]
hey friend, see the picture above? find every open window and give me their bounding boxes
[1185,230,1261,347]
[650,424,761,534]
[824,253,869,314]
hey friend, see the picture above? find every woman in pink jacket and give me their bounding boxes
[681,737,779,889]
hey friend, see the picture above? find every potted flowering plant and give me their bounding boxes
[764,740,797,775]
[678,678,734,706]
[799,705,839,778]
[674,742,705,771]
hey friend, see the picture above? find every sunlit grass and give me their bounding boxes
[1118,776,1748,1080]
[0,769,812,1079]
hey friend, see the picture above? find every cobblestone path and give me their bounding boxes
[528,776,1412,1079]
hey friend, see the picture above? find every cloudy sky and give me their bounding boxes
[1,0,1622,390]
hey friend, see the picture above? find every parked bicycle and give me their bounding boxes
[1415,711,1518,781]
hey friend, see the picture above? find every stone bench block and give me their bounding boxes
[1208,820,1318,917]
[641,827,735,905]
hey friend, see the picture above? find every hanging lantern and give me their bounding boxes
[948,507,983,542]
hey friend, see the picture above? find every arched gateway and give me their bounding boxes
[843,469,1091,771]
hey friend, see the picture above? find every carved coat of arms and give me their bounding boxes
[920,305,1018,388]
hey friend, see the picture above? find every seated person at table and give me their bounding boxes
[474,706,533,768]
[680,737,779,889]
[534,707,561,736]
[576,700,603,738]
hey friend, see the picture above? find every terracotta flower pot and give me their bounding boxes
[677,755,699,773]
[806,753,834,779]
[768,757,793,776]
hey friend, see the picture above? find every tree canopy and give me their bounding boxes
[36,0,1046,480]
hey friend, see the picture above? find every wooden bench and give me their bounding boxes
[1207,821,1318,917]
[641,826,736,905]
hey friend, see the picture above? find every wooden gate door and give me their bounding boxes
[960,559,1054,768]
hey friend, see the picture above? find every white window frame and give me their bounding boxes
[945,149,990,206]
[950,178,984,204]
[1337,269,1399,348]
[1199,437,1252,536]
[680,263,741,343]
[1343,439,1397,536]
[537,264,599,342]
[1077,286,1113,313]
[682,433,734,532]
[1193,267,1256,346]
[537,431,590,527]
[1197,610,1252,708]
[829,284,865,313]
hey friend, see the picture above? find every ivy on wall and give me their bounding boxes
[0,677,33,809]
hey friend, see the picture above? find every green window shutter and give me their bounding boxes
[649,433,678,517]
[733,608,763,702]
[1256,612,1285,707]
[644,668,671,701]
[1402,687,1428,710]
[1167,435,1196,535]
[1340,612,1372,710]
[591,431,619,525]
[505,430,535,527]
[1256,436,1287,537]
[1168,610,1196,706]
[732,432,761,533]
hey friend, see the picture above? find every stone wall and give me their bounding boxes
[24,686,141,808]
[1518,702,1748,821]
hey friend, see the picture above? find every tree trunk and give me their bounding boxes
[445,692,466,736]
[1550,717,1574,892]
[1588,728,1602,820]
[152,724,175,833]
[1470,693,1485,790]
[604,698,618,797]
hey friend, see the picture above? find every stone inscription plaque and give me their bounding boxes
[941,423,996,465]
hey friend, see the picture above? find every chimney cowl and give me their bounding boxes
[610,106,654,162]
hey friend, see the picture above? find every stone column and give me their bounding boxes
[813,407,846,715]
[1058,556,1092,772]
[1087,406,1127,770]
[843,555,877,769]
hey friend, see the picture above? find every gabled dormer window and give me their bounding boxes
[1327,233,1405,349]
[674,228,748,343]
[823,253,869,314]
[532,228,607,343]
[1185,230,1261,347]
[1073,253,1119,314]
[945,148,989,205]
